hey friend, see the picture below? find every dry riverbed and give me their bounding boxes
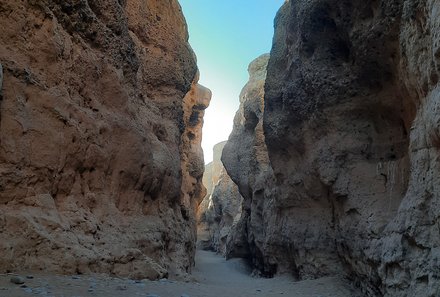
[0,251,361,297]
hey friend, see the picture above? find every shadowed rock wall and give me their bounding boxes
[0,0,210,280]
[223,0,440,296]
[222,54,277,269]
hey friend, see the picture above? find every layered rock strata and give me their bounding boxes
[224,1,440,296]
[0,0,210,279]
[198,141,243,255]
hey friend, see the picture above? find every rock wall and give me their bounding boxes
[0,0,210,280]
[222,54,278,268]
[198,141,243,255]
[223,0,440,296]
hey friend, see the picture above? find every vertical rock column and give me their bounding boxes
[180,71,211,267]
[222,54,280,274]
[198,141,243,255]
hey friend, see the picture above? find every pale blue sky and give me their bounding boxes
[179,0,285,163]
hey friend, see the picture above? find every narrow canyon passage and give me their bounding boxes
[0,0,439,296]
[0,250,358,297]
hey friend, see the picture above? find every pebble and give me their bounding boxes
[22,287,33,294]
[116,284,127,290]
[32,287,44,293]
[10,276,25,285]
[26,275,34,279]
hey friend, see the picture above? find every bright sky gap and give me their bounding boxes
[179,0,285,163]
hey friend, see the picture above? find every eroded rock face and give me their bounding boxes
[222,54,278,268]
[225,0,440,296]
[0,0,210,279]
[198,141,243,255]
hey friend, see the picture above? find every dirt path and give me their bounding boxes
[0,251,360,297]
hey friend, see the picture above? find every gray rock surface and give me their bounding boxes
[222,54,276,267]
[10,276,25,285]
[224,0,440,296]
[198,142,243,255]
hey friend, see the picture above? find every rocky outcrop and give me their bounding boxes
[198,141,243,255]
[222,54,277,266]
[224,0,440,296]
[0,0,210,280]
[180,71,212,264]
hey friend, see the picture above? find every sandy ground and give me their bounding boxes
[0,251,361,297]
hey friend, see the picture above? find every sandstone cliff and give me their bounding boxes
[198,141,243,255]
[223,0,440,296]
[0,0,210,279]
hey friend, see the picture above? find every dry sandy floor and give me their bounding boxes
[0,251,362,297]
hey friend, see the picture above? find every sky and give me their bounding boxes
[179,0,285,163]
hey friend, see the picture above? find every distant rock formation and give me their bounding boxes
[0,0,210,280]
[198,141,243,255]
[223,0,440,296]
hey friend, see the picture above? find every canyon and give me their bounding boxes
[0,0,439,296]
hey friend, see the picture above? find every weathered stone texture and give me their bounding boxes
[198,141,243,255]
[224,1,440,296]
[0,0,209,280]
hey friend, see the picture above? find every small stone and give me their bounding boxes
[33,287,45,294]
[72,275,80,280]
[256,289,262,292]
[10,276,25,285]
[26,275,34,279]
[116,285,127,290]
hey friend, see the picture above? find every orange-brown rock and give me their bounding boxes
[181,71,211,261]
[0,0,209,280]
